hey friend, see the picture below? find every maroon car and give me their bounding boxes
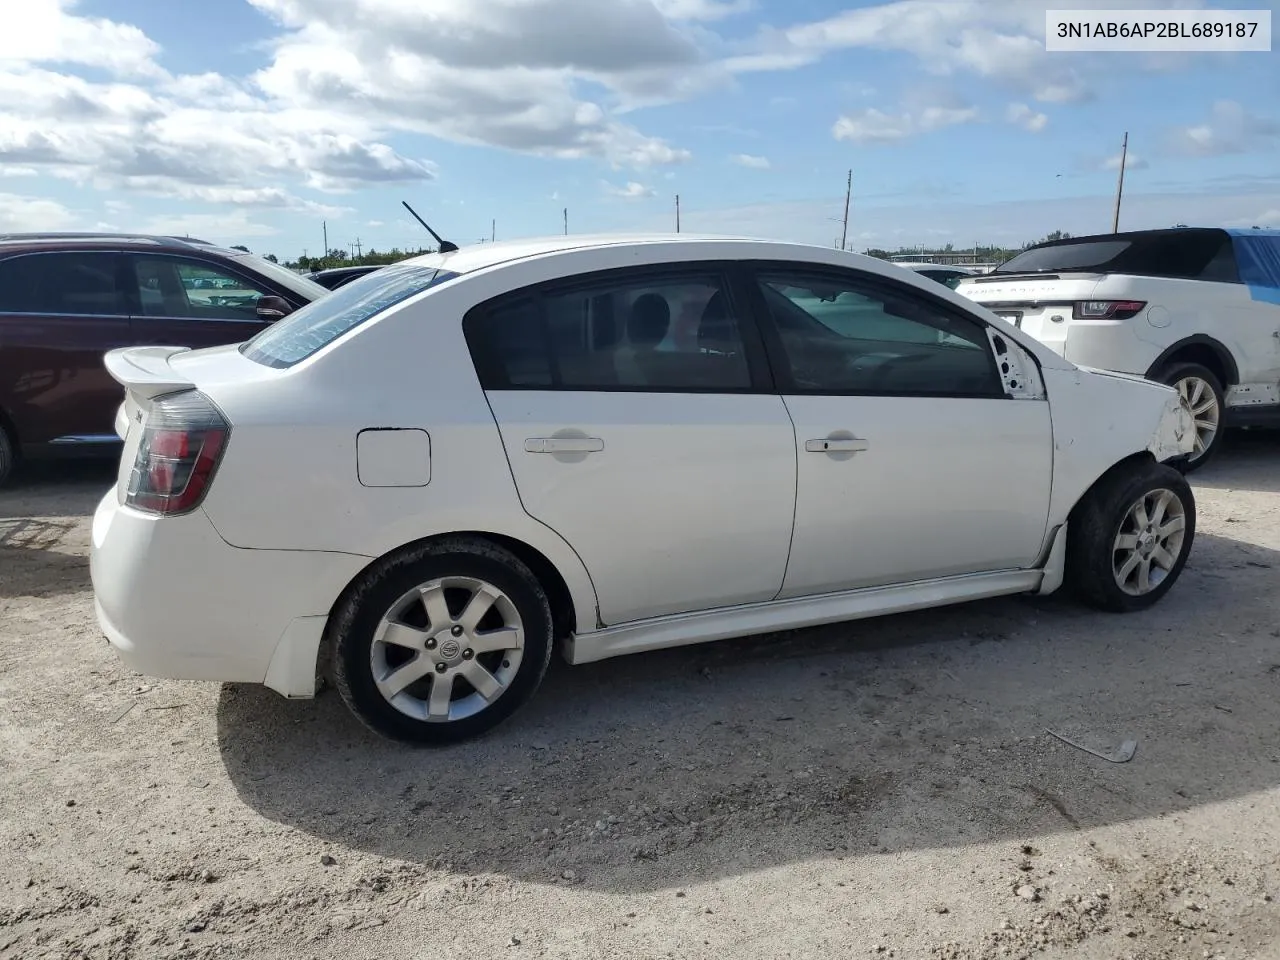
[0,233,329,485]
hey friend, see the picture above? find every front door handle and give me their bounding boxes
[524,437,605,454]
[805,437,869,454]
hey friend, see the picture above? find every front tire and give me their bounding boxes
[332,537,554,745]
[1156,362,1224,473]
[1066,461,1196,612]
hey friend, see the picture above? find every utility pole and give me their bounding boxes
[354,237,362,258]
[563,208,568,235]
[840,169,851,251]
[491,219,496,243]
[675,195,681,233]
[323,221,328,257]
[1112,131,1128,234]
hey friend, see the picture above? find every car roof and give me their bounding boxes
[895,262,973,271]
[0,231,220,252]
[402,233,840,276]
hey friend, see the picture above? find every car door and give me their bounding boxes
[744,263,1054,599]
[465,264,798,626]
[125,254,274,349]
[0,250,132,444]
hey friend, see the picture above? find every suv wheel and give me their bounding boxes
[1157,362,1224,473]
[332,537,554,745]
[1066,460,1196,612]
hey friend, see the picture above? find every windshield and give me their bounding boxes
[996,240,1131,274]
[240,263,459,368]
[229,251,330,301]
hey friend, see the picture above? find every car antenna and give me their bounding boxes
[401,201,459,253]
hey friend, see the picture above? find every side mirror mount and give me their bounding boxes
[256,295,292,321]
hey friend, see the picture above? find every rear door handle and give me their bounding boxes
[524,437,605,454]
[805,437,869,453]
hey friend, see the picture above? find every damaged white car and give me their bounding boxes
[91,235,1197,745]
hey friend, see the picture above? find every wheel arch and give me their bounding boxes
[1065,451,1158,527]
[1144,334,1239,387]
[317,530,582,684]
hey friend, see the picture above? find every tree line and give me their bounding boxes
[861,231,1072,263]
[231,231,1075,272]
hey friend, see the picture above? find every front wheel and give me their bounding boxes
[332,538,554,745]
[1065,461,1196,612]
[1156,362,1224,473]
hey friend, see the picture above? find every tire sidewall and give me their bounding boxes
[334,545,554,745]
[1159,362,1224,472]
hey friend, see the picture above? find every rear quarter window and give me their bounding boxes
[240,264,458,368]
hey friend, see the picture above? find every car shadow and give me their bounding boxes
[216,530,1280,892]
[0,461,113,598]
[1194,428,1280,494]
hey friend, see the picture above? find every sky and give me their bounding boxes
[0,0,1277,260]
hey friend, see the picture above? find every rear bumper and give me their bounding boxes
[90,491,370,690]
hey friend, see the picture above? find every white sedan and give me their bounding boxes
[91,234,1198,745]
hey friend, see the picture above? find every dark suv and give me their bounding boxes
[0,233,329,485]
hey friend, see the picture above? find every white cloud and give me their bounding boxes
[137,210,280,242]
[652,0,751,20]
[0,192,76,231]
[1224,211,1280,228]
[607,181,657,199]
[730,0,1209,104]
[0,0,162,77]
[1103,152,1148,171]
[1006,102,1048,133]
[246,0,699,166]
[1169,100,1280,157]
[832,102,978,144]
[731,153,770,169]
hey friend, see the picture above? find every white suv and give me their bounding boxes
[91,235,1196,745]
[955,227,1280,470]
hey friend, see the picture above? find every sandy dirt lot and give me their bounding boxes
[2,438,1280,960]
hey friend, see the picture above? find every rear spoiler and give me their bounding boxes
[103,346,194,401]
[967,273,1063,283]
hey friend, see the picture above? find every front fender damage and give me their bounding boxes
[1148,392,1196,463]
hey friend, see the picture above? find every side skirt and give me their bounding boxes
[566,567,1046,666]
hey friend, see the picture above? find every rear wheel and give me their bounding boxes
[332,537,554,745]
[1156,362,1224,473]
[1066,460,1196,612]
[0,424,15,488]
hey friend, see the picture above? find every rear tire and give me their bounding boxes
[1066,460,1196,612]
[332,537,554,746]
[0,425,15,488]
[1156,362,1224,473]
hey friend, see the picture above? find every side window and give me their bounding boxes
[756,270,1003,397]
[132,257,271,321]
[466,272,752,391]
[0,252,123,316]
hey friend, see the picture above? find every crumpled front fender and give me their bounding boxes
[1148,391,1196,462]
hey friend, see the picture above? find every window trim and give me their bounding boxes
[0,250,131,319]
[740,260,1009,400]
[463,261,777,394]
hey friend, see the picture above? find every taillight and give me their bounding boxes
[125,391,229,516]
[1073,300,1146,320]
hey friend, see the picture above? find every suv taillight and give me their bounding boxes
[1073,300,1146,320]
[125,391,229,516]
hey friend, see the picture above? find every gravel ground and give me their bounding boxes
[2,436,1280,960]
